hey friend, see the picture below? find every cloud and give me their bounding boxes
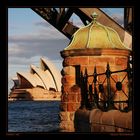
[8,37,69,60]
[72,20,85,28]
[8,43,22,54]
[9,29,67,42]
[34,21,51,28]
[8,56,40,66]
[33,21,68,39]
[8,21,70,61]
[8,25,18,30]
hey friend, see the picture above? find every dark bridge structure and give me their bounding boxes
[31,8,132,47]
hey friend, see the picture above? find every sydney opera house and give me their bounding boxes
[9,57,62,100]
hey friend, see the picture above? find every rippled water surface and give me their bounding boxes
[8,101,60,132]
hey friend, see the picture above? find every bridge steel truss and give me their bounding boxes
[31,8,132,47]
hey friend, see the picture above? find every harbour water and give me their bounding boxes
[8,101,60,132]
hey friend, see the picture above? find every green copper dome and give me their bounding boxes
[64,12,130,50]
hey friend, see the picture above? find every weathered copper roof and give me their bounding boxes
[64,12,130,50]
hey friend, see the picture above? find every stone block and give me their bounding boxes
[90,109,103,123]
[62,85,73,93]
[110,74,118,83]
[100,110,115,126]
[59,112,68,121]
[70,85,81,93]
[102,125,116,132]
[63,66,75,75]
[67,103,77,111]
[86,66,94,75]
[77,94,82,102]
[61,93,68,102]
[69,112,75,121]
[75,103,80,110]
[115,57,128,65]
[89,56,114,65]
[61,75,75,85]
[60,102,67,111]
[109,110,132,130]
[87,77,93,84]
[98,75,106,83]
[91,124,102,132]
[67,94,77,102]
[63,56,89,66]
[59,120,75,132]
[96,65,105,73]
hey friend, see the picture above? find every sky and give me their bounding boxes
[8,8,124,94]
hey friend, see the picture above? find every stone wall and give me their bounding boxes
[75,109,132,132]
[59,85,81,131]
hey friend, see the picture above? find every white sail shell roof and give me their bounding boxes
[17,72,45,88]
[14,57,62,92]
[40,57,62,91]
[30,65,56,90]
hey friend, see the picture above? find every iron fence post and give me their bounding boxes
[93,66,98,108]
[105,63,112,110]
[80,71,86,109]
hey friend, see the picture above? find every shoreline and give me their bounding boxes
[8,98,61,102]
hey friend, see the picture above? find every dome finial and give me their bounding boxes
[91,12,98,22]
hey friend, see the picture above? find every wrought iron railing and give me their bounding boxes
[80,61,132,112]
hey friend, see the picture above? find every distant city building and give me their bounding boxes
[9,57,62,101]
